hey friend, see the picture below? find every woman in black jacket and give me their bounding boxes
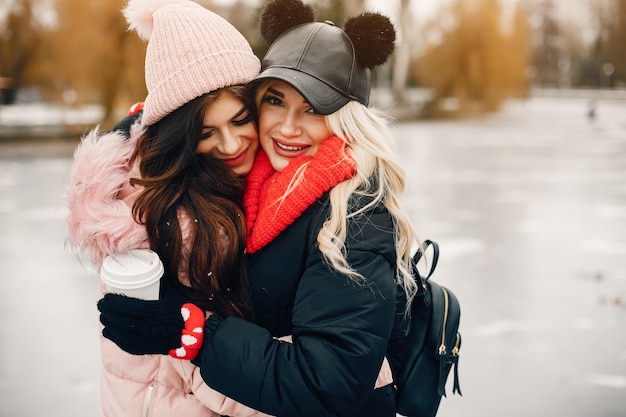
[98,1,422,415]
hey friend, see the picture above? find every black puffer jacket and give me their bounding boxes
[196,194,404,417]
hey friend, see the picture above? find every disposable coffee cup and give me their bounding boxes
[100,249,164,300]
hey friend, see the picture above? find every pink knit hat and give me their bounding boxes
[124,0,261,126]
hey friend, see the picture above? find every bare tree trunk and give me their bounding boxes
[392,0,412,103]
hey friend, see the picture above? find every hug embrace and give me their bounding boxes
[67,0,460,416]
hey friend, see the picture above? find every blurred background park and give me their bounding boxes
[1,0,625,133]
[1,1,625,416]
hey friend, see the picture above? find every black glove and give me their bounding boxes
[98,282,190,356]
[107,104,143,139]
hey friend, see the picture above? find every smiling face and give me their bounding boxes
[257,81,332,172]
[195,89,259,176]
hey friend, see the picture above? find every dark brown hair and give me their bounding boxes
[131,86,255,319]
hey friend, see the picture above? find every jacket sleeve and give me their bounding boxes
[66,125,149,269]
[184,362,273,417]
[197,203,397,417]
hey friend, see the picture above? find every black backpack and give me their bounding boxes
[395,240,462,417]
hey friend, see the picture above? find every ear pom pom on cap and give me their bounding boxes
[344,12,396,69]
[260,0,315,44]
[123,0,187,41]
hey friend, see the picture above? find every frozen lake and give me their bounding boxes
[0,94,625,416]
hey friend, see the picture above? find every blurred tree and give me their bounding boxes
[412,0,530,116]
[522,0,605,89]
[96,1,147,124]
[0,0,146,125]
[529,0,561,87]
[392,0,413,103]
[212,0,264,57]
[0,0,43,104]
[599,0,626,87]
[222,0,259,41]
[574,0,624,88]
[507,1,532,95]
[49,0,146,126]
[578,0,608,87]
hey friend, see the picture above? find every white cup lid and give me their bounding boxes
[100,249,164,289]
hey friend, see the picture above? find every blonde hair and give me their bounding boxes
[321,102,419,310]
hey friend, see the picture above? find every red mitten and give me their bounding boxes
[168,303,205,360]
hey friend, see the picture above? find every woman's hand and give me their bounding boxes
[97,285,205,359]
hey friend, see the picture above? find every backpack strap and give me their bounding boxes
[412,239,440,296]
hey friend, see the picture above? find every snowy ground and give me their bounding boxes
[0,103,103,127]
[0,94,625,417]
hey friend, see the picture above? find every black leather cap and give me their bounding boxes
[254,21,371,115]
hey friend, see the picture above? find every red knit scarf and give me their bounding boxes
[244,136,356,254]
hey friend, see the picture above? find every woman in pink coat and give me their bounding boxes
[66,1,268,416]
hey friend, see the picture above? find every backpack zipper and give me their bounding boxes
[451,332,462,395]
[451,333,460,356]
[438,287,450,355]
[437,287,462,396]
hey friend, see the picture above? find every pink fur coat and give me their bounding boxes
[66,122,148,269]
